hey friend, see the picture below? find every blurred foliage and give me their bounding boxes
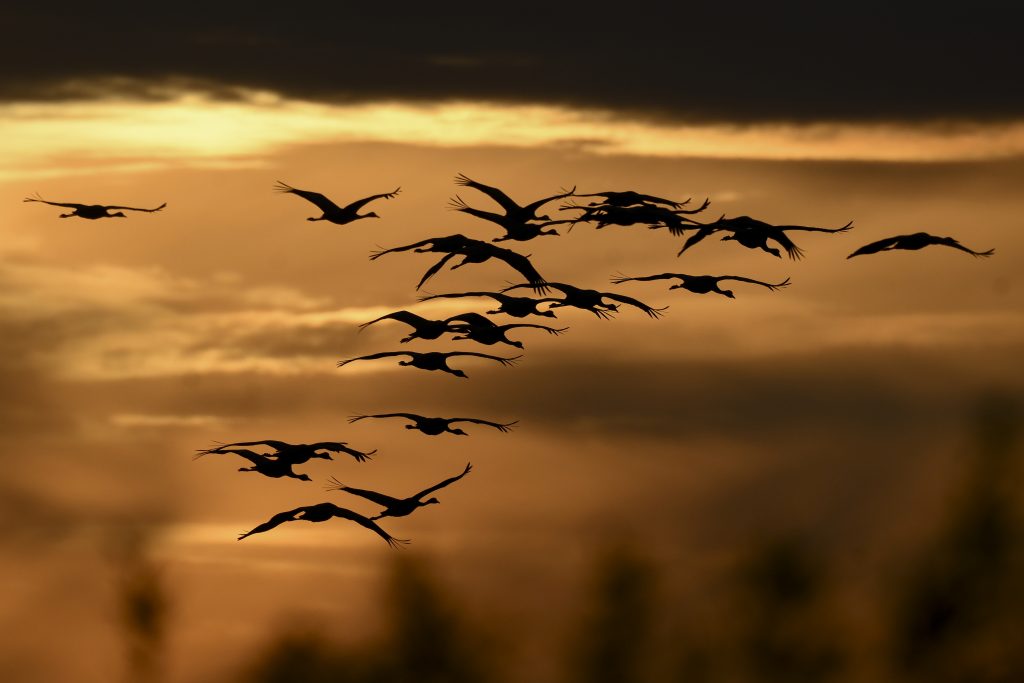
[106,395,1023,683]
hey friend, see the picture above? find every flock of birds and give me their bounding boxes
[24,175,996,548]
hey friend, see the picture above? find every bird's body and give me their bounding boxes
[196,439,374,463]
[359,310,458,343]
[444,312,567,348]
[237,503,408,547]
[847,232,995,259]
[371,234,546,290]
[454,173,574,223]
[337,350,521,378]
[348,413,516,436]
[449,195,573,241]
[678,215,852,259]
[503,282,666,319]
[24,194,166,219]
[611,272,791,298]
[275,181,400,225]
[327,463,472,519]
[194,448,313,481]
[417,291,560,318]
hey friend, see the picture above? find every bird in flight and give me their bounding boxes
[326,463,473,520]
[196,439,375,463]
[502,282,667,319]
[678,215,853,259]
[193,448,314,481]
[448,195,574,242]
[24,193,166,219]
[417,291,561,318]
[573,189,691,208]
[444,312,568,348]
[847,232,995,259]
[337,350,521,378]
[611,272,791,298]
[348,413,517,436]
[275,181,400,225]
[237,503,409,547]
[359,310,462,343]
[370,234,547,290]
[454,173,575,223]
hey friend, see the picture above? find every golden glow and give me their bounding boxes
[5,89,1024,180]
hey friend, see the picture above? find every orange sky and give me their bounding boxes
[1,93,1022,682]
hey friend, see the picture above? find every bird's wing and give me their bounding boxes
[638,192,686,207]
[359,310,432,330]
[444,312,495,327]
[333,508,410,549]
[103,203,167,213]
[447,195,503,223]
[718,276,792,290]
[502,323,568,335]
[522,186,577,214]
[413,463,473,499]
[937,236,995,257]
[348,412,422,423]
[781,221,854,234]
[451,418,518,432]
[217,439,291,451]
[447,352,522,366]
[344,187,401,212]
[274,181,342,213]
[325,477,403,507]
[767,230,805,260]
[599,292,669,318]
[846,235,903,259]
[677,226,719,256]
[610,272,681,285]
[215,448,268,465]
[22,195,85,209]
[337,351,411,367]
[416,253,459,290]
[316,443,376,462]
[237,506,306,540]
[487,246,547,286]
[369,236,440,260]
[416,291,492,303]
[673,198,711,214]
[454,173,519,213]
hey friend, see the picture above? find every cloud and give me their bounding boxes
[1,5,1022,124]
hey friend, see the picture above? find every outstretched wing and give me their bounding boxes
[677,225,722,256]
[207,439,291,453]
[448,195,503,224]
[348,413,424,424]
[325,477,403,508]
[103,202,167,213]
[599,292,668,319]
[333,508,410,549]
[343,187,401,212]
[936,236,995,257]
[446,351,522,366]
[314,442,376,462]
[413,463,473,500]
[454,173,519,214]
[370,236,443,260]
[847,235,904,259]
[486,245,547,287]
[780,221,854,234]
[337,351,411,367]
[522,186,577,215]
[444,312,495,328]
[417,291,494,303]
[238,506,305,540]
[359,310,433,331]
[275,181,342,213]
[451,418,518,432]
[766,229,805,260]
[416,253,460,290]
[610,272,682,285]
[502,323,567,335]
[23,194,85,209]
[718,276,792,290]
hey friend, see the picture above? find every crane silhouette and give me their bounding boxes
[195,439,375,463]
[611,272,791,298]
[417,291,561,318]
[337,350,521,378]
[502,282,667,319]
[678,215,853,259]
[359,311,461,343]
[448,195,574,241]
[847,232,995,259]
[326,463,472,520]
[193,448,314,481]
[348,413,517,435]
[370,234,547,290]
[454,173,575,222]
[24,193,166,219]
[444,312,567,348]
[237,503,409,547]
[275,181,400,224]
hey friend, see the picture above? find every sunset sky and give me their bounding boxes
[1,6,1022,682]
